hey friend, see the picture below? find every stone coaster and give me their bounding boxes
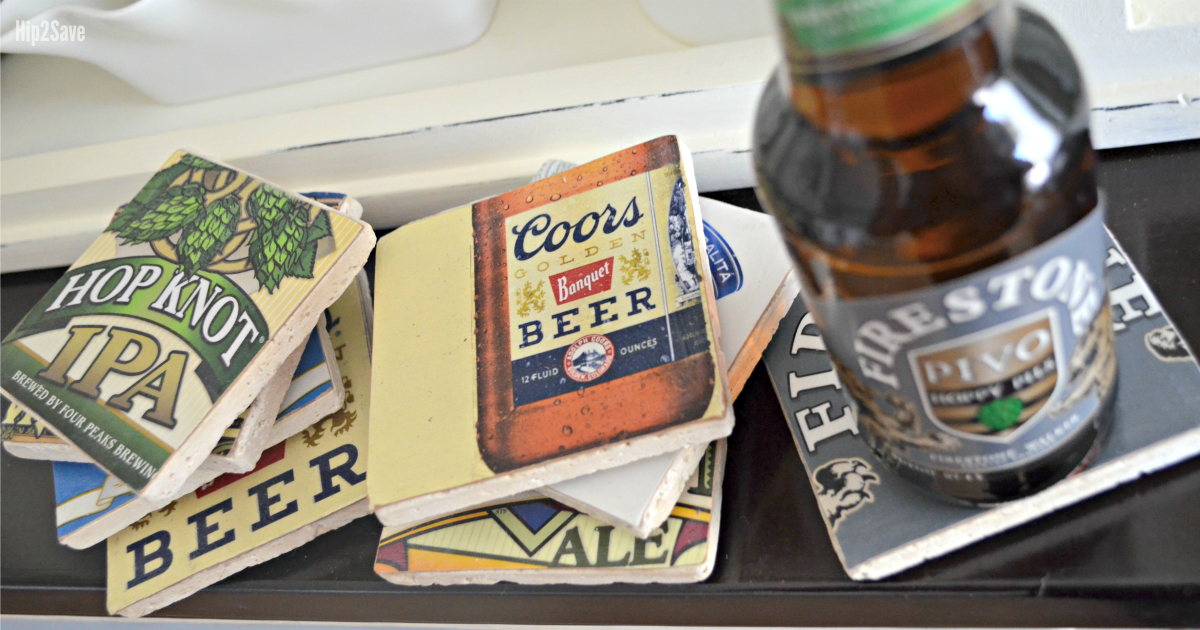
[369,137,733,528]
[761,228,1200,580]
[1,152,375,502]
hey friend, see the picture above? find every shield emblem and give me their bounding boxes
[907,309,1065,441]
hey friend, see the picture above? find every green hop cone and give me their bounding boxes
[177,196,241,275]
[249,189,309,292]
[117,183,206,244]
[180,154,218,170]
[246,184,292,223]
[108,161,191,234]
[978,396,1024,432]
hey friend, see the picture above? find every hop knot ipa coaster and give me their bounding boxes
[370,137,733,527]
[1,152,375,502]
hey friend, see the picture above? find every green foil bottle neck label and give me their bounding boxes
[777,0,978,56]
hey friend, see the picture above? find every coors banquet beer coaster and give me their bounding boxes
[374,441,724,586]
[0,151,375,503]
[534,194,796,537]
[368,137,734,528]
[52,323,340,550]
[762,229,1200,580]
[106,276,373,618]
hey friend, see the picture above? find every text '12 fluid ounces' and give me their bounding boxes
[754,0,1117,503]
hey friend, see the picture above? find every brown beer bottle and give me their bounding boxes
[754,0,1118,503]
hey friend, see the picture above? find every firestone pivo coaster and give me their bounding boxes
[0,151,375,502]
[106,274,373,618]
[762,228,1200,580]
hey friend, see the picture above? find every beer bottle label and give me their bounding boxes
[804,206,1116,476]
[775,0,995,73]
[777,0,976,55]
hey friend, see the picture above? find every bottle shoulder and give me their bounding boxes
[753,7,1095,278]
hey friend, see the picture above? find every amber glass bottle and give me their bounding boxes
[754,0,1117,503]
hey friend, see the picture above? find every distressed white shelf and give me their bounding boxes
[1,0,1196,273]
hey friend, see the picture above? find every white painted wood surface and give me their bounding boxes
[0,0,498,103]
[2,0,1196,274]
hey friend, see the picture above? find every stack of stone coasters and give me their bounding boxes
[104,268,375,617]
[534,195,798,538]
[0,154,374,613]
[367,138,794,584]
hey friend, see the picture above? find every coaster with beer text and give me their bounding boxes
[375,440,724,585]
[369,137,733,527]
[762,230,1200,580]
[106,273,373,617]
[1,152,375,502]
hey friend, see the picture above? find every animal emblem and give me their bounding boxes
[515,280,546,318]
[832,356,959,452]
[618,248,652,285]
[301,408,357,447]
[812,458,879,531]
[1145,325,1192,363]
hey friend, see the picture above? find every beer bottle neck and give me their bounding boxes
[775,0,1002,141]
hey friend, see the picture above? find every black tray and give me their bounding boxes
[3,140,1200,627]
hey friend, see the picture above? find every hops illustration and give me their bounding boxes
[118,183,206,244]
[248,185,311,292]
[108,161,191,234]
[108,155,337,291]
[178,196,240,275]
[179,154,218,170]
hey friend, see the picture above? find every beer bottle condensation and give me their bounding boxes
[753,0,1118,503]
